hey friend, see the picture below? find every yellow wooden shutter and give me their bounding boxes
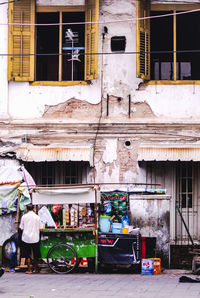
[136,0,150,80]
[85,0,99,80]
[8,0,35,81]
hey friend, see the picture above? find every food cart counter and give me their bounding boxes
[98,232,141,265]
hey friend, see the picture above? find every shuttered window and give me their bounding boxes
[8,0,35,81]
[136,0,150,80]
[8,0,99,83]
[85,0,99,80]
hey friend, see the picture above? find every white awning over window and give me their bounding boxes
[16,145,94,166]
[138,144,200,161]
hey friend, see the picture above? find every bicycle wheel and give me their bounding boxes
[47,243,78,274]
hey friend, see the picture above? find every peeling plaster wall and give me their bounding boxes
[102,139,117,163]
[94,137,142,183]
[135,85,200,119]
[130,195,171,267]
[118,139,140,182]
[4,0,200,120]
[8,81,102,120]
[94,138,120,183]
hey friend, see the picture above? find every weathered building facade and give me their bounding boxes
[0,0,200,267]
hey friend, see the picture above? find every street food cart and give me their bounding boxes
[98,191,141,269]
[31,185,100,274]
[3,185,146,274]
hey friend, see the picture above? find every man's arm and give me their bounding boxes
[19,215,24,230]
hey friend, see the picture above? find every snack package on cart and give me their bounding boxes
[70,205,78,227]
[63,208,70,226]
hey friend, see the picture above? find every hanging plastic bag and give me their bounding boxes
[105,201,112,216]
[121,210,129,227]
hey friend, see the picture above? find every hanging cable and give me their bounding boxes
[0,0,19,6]
[2,49,200,57]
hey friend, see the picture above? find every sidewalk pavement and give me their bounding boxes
[0,269,200,298]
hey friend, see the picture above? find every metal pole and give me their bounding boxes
[107,94,109,116]
[94,187,98,273]
[128,94,131,118]
[15,190,21,230]
[72,37,74,81]
[175,201,194,247]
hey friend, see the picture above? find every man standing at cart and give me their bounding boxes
[20,203,43,274]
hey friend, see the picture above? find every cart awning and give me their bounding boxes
[138,144,200,161]
[32,187,100,204]
[16,145,94,166]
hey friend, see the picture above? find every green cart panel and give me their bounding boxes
[40,234,96,258]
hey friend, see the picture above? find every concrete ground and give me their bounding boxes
[0,268,200,298]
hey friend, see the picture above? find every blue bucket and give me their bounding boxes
[112,222,122,233]
[99,215,111,233]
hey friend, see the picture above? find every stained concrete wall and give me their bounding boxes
[130,195,171,267]
[0,0,200,121]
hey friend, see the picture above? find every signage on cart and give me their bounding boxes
[99,238,119,247]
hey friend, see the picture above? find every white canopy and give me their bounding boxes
[32,187,100,204]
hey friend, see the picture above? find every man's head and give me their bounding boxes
[26,203,34,211]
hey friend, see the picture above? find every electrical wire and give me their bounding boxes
[2,49,200,57]
[0,0,17,5]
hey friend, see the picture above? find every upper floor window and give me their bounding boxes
[177,163,193,209]
[24,161,90,185]
[8,0,99,84]
[36,11,85,81]
[137,1,200,82]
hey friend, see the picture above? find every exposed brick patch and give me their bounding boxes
[43,98,100,119]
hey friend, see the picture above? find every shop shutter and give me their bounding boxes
[85,0,99,80]
[8,0,35,81]
[136,0,150,80]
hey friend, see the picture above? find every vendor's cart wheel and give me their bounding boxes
[47,243,78,274]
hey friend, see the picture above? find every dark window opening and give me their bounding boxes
[24,161,89,185]
[150,10,200,80]
[62,12,85,81]
[150,11,173,80]
[36,13,59,81]
[36,12,85,81]
[177,164,193,209]
[176,11,200,80]
[111,36,126,52]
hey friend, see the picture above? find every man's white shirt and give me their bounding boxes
[20,211,43,243]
